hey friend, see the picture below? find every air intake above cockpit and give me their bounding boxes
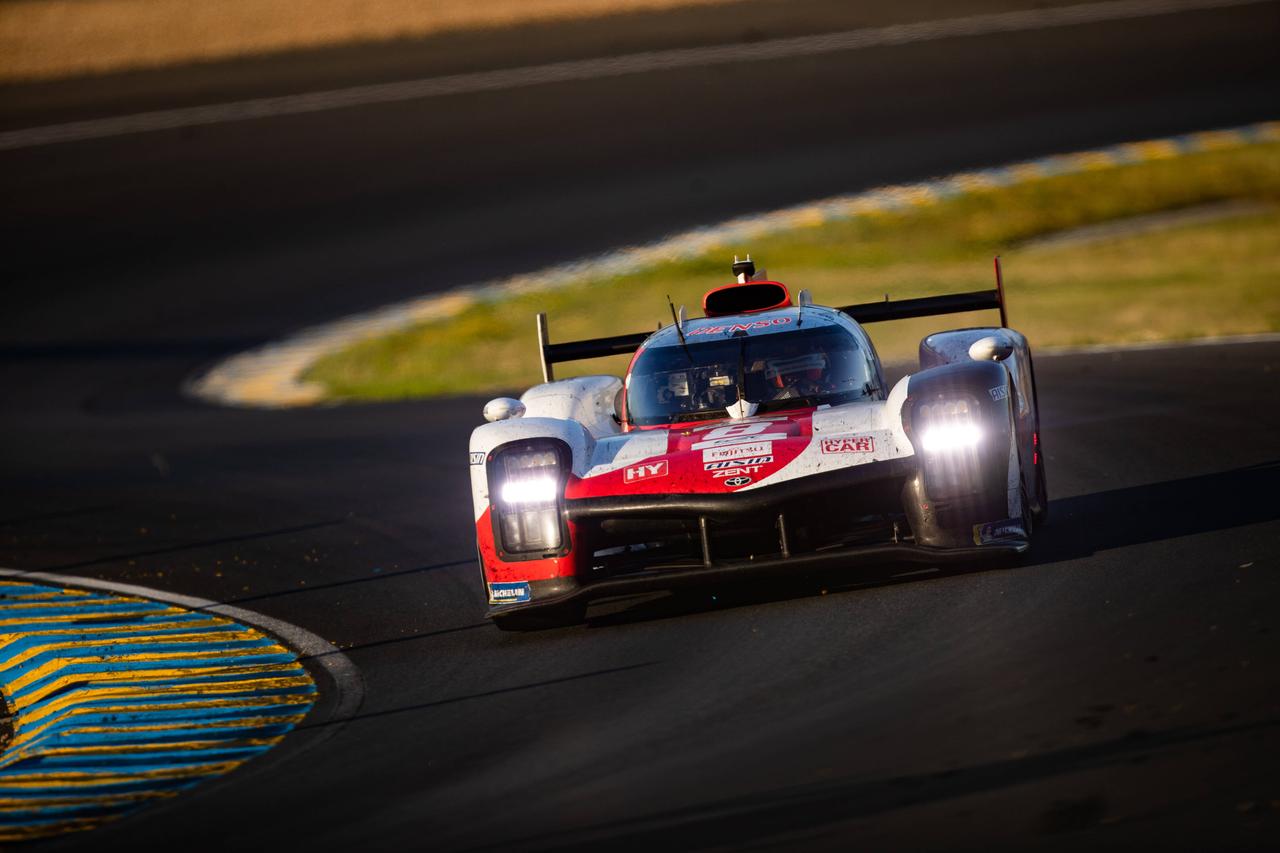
[702,280,792,317]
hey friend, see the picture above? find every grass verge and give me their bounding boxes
[306,142,1280,400]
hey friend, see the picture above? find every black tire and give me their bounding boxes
[492,600,587,632]
[1027,352,1049,526]
[475,546,490,606]
[1031,442,1049,526]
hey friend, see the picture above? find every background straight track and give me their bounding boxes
[1,0,1278,848]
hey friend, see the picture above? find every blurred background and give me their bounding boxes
[1,1,1279,849]
[3,0,1276,394]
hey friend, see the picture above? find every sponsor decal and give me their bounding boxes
[972,518,1026,546]
[723,476,752,487]
[712,465,766,478]
[689,417,789,431]
[989,385,1009,401]
[488,581,532,604]
[693,434,790,449]
[705,455,772,470]
[469,451,486,465]
[624,460,669,483]
[691,423,790,450]
[687,317,792,337]
[820,436,875,454]
[703,441,772,463]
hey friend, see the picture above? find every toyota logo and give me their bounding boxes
[724,476,752,487]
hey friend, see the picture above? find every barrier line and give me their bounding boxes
[0,580,317,842]
[12,663,304,712]
[0,607,191,628]
[16,666,311,712]
[10,699,312,746]
[0,631,268,671]
[0,618,236,641]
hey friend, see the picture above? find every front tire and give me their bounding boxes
[1031,444,1049,526]
[1027,352,1049,526]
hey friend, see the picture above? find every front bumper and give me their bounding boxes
[483,458,1024,617]
[564,458,917,522]
[487,537,1026,618]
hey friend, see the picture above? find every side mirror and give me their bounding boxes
[968,335,1014,362]
[483,397,526,422]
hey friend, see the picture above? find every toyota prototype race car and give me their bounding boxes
[469,256,1047,630]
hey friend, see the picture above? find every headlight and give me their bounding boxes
[916,398,982,454]
[490,444,565,555]
[921,422,982,453]
[500,477,558,504]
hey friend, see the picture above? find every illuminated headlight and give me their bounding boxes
[920,422,982,453]
[492,446,563,554]
[917,398,982,454]
[500,477,558,504]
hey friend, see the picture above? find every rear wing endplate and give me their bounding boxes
[536,313,649,383]
[535,259,1009,382]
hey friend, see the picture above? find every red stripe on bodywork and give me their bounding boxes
[567,410,814,498]
[476,506,581,582]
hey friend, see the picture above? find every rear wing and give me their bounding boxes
[535,258,1009,382]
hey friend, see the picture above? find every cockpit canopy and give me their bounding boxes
[625,320,878,426]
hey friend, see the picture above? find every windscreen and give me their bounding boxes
[626,325,875,426]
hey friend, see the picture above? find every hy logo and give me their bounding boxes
[624,460,669,483]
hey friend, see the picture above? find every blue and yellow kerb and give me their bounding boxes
[0,580,316,841]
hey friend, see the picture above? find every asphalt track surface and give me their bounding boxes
[1,0,1279,848]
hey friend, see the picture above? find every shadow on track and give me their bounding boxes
[0,505,115,527]
[226,557,474,605]
[485,715,1280,852]
[297,661,659,730]
[585,461,1280,629]
[1031,460,1279,562]
[32,518,347,573]
[298,621,491,664]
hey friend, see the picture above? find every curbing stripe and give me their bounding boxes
[185,119,1280,409]
[0,578,336,841]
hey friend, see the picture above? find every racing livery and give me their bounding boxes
[470,257,1047,629]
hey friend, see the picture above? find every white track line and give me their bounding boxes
[0,567,365,726]
[1,0,1271,152]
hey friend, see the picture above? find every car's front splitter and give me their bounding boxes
[486,537,1026,620]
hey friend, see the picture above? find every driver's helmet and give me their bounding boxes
[764,352,828,390]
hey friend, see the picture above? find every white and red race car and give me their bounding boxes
[469,257,1047,629]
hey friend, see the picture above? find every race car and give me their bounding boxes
[469,256,1047,630]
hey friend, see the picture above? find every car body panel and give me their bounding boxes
[467,274,1042,624]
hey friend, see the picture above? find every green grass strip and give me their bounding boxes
[306,142,1280,400]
